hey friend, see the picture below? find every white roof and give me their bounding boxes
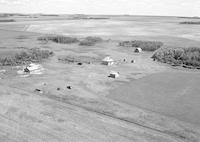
[136,47,142,50]
[27,63,42,71]
[110,71,119,75]
[102,56,114,62]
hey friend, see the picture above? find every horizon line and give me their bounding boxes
[0,12,199,18]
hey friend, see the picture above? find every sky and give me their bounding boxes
[0,0,199,16]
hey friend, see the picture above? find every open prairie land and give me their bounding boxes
[0,14,200,142]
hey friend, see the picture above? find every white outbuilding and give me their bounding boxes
[134,48,142,53]
[102,56,114,66]
[26,63,40,71]
[17,63,44,75]
[108,71,119,78]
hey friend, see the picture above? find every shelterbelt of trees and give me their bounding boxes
[0,48,53,66]
[179,21,200,25]
[152,47,200,69]
[119,40,164,51]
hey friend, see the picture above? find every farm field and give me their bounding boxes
[0,14,200,142]
[109,71,200,125]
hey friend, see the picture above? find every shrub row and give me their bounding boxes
[38,35,79,44]
[0,19,15,22]
[119,40,163,51]
[38,35,103,46]
[79,36,103,46]
[179,21,200,25]
[152,47,200,68]
[0,48,53,66]
[178,17,200,19]
[58,55,101,64]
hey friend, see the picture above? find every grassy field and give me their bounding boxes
[0,15,200,142]
[109,71,200,125]
[21,16,200,42]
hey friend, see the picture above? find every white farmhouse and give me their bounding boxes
[102,56,114,66]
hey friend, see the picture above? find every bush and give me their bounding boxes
[0,48,53,66]
[38,35,79,44]
[152,47,200,68]
[79,40,94,46]
[79,36,103,46]
[85,36,103,42]
[119,40,163,51]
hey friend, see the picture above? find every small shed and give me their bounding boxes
[102,56,114,66]
[108,71,119,78]
[134,48,142,53]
